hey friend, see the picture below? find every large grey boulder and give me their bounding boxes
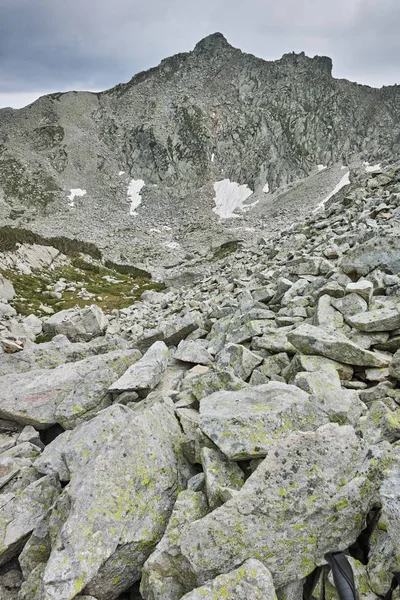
[180,559,278,600]
[42,304,109,342]
[171,424,385,591]
[109,341,168,395]
[0,276,15,301]
[0,475,60,566]
[28,398,193,600]
[0,349,140,429]
[314,294,345,329]
[199,382,328,459]
[341,235,400,276]
[137,312,202,350]
[179,370,248,404]
[160,314,201,346]
[346,307,400,332]
[378,447,400,586]
[225,320,276,345]
[251,329,296,354]
[287,324,388,367]
[331,293,368,318]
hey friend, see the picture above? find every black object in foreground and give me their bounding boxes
[303,550,400,600]
[324,551,357,600]
[384,572,400,600]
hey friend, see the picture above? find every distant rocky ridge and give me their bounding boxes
[0,33,399,272]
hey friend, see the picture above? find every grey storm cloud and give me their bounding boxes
[0,0,399,106]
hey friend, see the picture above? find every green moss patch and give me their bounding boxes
[1,260,164,317]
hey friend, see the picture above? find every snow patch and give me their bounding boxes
[119,171,125,176]
[315,169,350,211]
[317,164,327,171]
[211,153,215,163]
[67,188,86,207]
[263,182,270,193]
[365,163,381,173]
[213,179,256,219]
[128,179,145,216]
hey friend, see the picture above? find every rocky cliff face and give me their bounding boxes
[0,33,399,270]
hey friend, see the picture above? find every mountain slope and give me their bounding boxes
[0,33,399,268]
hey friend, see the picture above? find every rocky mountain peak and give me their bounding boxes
[193,32,232,54]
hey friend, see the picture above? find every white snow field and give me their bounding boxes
[213,179,256,218]
[128,179,145,215]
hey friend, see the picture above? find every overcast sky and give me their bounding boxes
[0,0,399,109]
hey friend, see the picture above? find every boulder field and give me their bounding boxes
[0,165,400,599]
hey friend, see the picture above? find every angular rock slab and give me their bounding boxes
[293,370,366,426]
[288,324,388,367]
[0,475,60,566]
[43,304,108,342]
[199,382,328,460]
[109,341,168,395]
[176,424,383,589]
[180,559,278,600]
[346,307,400,332]
[215,343,263,380]
[37,399,192,600]
[141,489,209,600]
[180,370,248,403]
[35,404,132,481]
[174,340,213,366]
[379,446,400,561]
[0,349,140,429]
[0,334,129,377]
[201,446,245,509]
[340,235,400,276]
